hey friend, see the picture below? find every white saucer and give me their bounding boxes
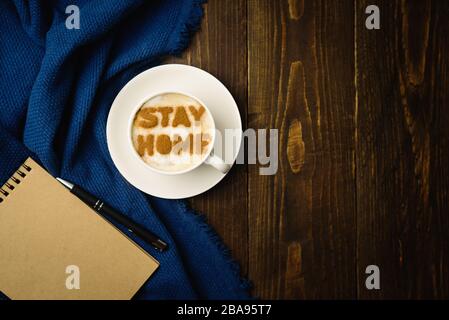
[106,64,242,199]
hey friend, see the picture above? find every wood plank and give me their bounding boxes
[165,0,249,275]
[247,0,357,299]
[356,0,449,299]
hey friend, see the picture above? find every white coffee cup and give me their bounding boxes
[128,91,231,175]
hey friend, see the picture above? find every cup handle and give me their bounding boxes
[204,152,231,174]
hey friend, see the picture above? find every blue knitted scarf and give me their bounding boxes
[0,0,250,300]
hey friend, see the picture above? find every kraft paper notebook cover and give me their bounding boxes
[0,158,159,300]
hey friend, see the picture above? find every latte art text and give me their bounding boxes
[136,105,205,129]
[134,106,211,156]
[131,93,215,173]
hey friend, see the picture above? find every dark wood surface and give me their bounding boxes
[167,0,449,299]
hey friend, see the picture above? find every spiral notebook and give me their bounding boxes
[0,157,159,300]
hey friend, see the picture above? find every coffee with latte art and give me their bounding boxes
[131,93,214,173]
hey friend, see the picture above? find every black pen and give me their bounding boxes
[56,178,167,252]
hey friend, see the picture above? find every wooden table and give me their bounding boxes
[167,0,449,299]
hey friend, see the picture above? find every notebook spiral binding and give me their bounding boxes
[0,163,32,203]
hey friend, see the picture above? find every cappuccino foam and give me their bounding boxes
[132,93,214,173]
